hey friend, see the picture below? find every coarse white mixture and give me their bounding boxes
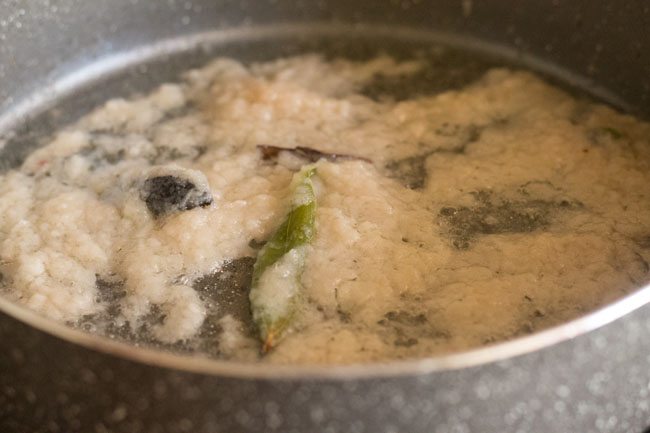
[1,54,650,364]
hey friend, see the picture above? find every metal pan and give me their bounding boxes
[1,1,649,432]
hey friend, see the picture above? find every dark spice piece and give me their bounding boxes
[142,175,213,218]
[258,144,371,164]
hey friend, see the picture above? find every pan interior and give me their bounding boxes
[0,24,644,368]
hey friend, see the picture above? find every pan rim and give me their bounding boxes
[2,281,648,379]
[0,21,629,137]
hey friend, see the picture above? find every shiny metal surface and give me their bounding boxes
[1,1,650,432]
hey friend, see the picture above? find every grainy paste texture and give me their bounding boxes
[1,54,650,364]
